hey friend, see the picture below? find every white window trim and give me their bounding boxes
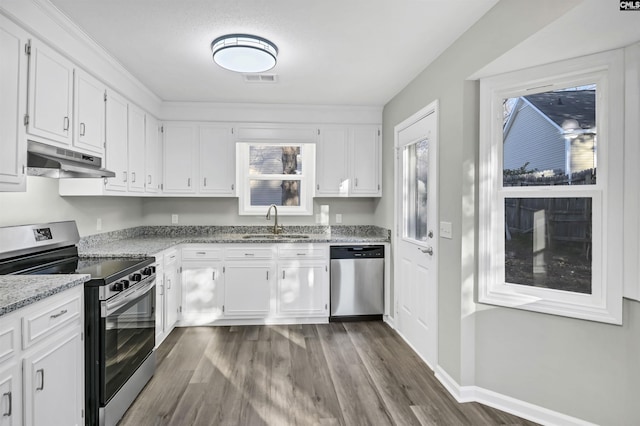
[478,49,624,324]
[236,142,315,216]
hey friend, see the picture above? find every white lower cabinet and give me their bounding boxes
[179,243,330,324]
[0,286,83,426]
[277,262,329,317]
[223,263,274,318]
[181,246,224,325]
[155,248,180,347]
[23,331,83,426]
[0,363,19,426]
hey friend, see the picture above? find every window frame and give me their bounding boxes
[236,141,315,216]
[478,50,624,324]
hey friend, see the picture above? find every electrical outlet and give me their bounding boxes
[440,221,452,239]
[96,218,102,231]
[171,214,179,224]
[335,213,343,224]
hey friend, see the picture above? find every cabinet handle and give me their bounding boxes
[159,284,164,296]
[148,175,152,185]
[266,271,269,280]
[244,253,254,256]
[167,278,171,289]
[2,392,11,417]
[231,183,235,191]
[50,309,68,319]
[187,178,191,187]
[131,172,136,183]
[123,171,128,182]
[282,270,285,279]
[196,251,207,255]
[80,122,86,136]
[63,116,69,131]
[212,271,217,280]
[355,177,358,187]
[296,253,307,256]
[36,369,44,391]
[317,184,320,190]
[203,177,207,187]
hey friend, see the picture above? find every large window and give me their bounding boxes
[237,142,315,215]
[479,50,624,324]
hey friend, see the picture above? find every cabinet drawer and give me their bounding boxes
[0,312,18,365]
[225,247,274,260]
[22,294,81,349]
[182,247,223,260]
[278,246,326,259]
[163,249,178,264]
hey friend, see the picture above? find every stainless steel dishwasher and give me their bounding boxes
[330,245,384,321]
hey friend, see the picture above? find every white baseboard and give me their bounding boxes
[383,314,395,328]
[434,366,597,426]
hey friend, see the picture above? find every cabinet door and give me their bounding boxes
[104,90,128,192]
[199,125,235,195]
[145,115,161,193]
[73,69,105,155]
[0,17,28,192]
[182,261,224,324]
[154,258,165,346]
[224,264,273,317]
[0,364,20,426]
[350,126,381,196]
[164,256,181,330]
[27,40,73,146]
[127,104,146,192]
[277,262,328,317]
[23,331,83,426]
[316,127,349,196]
[163,123,197,193]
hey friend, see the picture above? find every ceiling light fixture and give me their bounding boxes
[211,34,278,73]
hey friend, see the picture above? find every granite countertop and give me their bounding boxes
[0,274,90,317]
[79,225,391,258]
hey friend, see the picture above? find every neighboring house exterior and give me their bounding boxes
[503,90,596,177]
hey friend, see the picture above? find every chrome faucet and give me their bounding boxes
[266,204,283,234]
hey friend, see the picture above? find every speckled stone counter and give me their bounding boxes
[79,225,391,258]
[0,274,89,317]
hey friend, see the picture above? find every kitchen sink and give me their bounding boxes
[242,234,310,239]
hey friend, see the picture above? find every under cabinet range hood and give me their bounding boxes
[27,141,115,179]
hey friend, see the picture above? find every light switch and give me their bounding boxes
[171,214,179,224]
[335,214,343,224]
[440,221,452,239]
[96,218,102,231]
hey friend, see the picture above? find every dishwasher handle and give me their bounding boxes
[330,245,384,259]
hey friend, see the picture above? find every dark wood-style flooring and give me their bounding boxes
[120,322,537,425]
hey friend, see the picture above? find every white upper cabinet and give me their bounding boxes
[163,122,235,196]
[199,124,235,195]
[26,40,74,147]
[0,16,28,192]
[162,123,197,194]
[73,69,105,155]
[127,104,146,193]
[104,89,129,192]
[350,126,381,196]
[145,115,161,193]
[316,127,349,196]
[316,125,381,197]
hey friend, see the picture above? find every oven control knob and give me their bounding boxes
[130,273,142,282]
[142,266,156,276]
[112,280,127,292]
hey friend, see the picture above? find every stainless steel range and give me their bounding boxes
[0,221,156,426]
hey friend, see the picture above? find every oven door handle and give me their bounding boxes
[102,277,156,317]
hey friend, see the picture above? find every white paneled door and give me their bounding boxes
[394,101,438,369]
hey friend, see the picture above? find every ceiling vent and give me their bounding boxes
[242,74,278,84]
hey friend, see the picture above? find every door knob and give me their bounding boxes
[418,246,434,256]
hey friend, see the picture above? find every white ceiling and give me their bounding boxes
[47,0,499,106]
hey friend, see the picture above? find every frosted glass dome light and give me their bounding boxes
[211,34,278,73]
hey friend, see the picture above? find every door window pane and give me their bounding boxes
[503,85,597,186]
[504,197,592,294]
[403,139,429,241]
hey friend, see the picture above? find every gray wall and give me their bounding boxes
[378,0,639,424]
[0,177,144,236]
